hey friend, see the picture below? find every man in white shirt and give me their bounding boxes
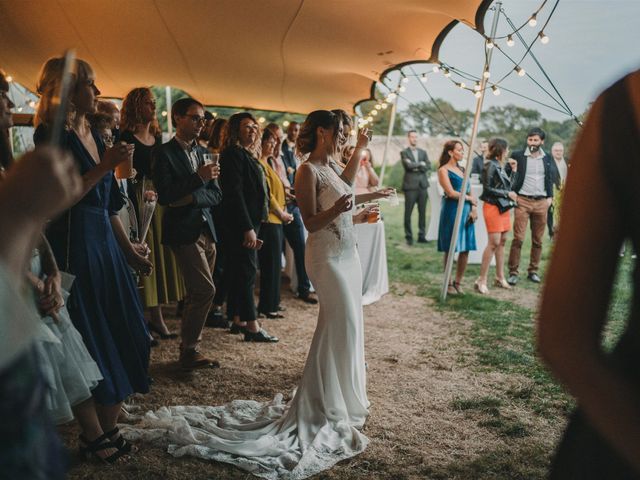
[506,127,559,285]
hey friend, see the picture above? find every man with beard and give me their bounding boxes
[506,127,559,285]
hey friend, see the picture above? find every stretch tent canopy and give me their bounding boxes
[0,0,490,113]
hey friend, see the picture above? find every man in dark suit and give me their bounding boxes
[152,97,222,370]
[280,121,317,304]
[401,130,430,245]
[506,127,559,285]
[471,140,488,175]
[220,112,278,343]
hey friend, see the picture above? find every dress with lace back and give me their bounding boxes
[121,159,369,479]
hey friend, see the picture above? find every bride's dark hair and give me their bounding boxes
[296,110,340,156]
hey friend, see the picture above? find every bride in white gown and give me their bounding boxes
[122,110,377,479]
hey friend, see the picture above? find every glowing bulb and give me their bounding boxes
[515,66,526,77]
[474,91,482,98]
[528,14,537,27]
[492,85,501,96]
[161,110,168,117]
[458,82,466,89]
[366,116,373,122]
[17,106,23,112]
[386,92,396,101]
[211,111,217,117]
[28,100,36,108]
[432,65,440,73]
[371,109,378,116]
[283,120,290,127]
[443,69,451,78]
[483,70,491,79]
[486,40,494,49]
[375,104,382,110]
[473,82,481,91]
[401,76,409,84]
[539,31,549,44]
[506,35,515,47]
[398,85,406,92]
[381,103,388,109]
[5,75,12,82]
[258,117,266,124]
[420,74,428,83]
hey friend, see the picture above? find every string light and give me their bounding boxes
[283,120,290,127]
[420,74,428,83]
[161,111,168,117]
[473,82,481,91]
[474,91,482,98]
[539,31,549,44]
[17,106,23,112]
[386,92,396,101]
[483,70,491,79]
[486,39,494,49]
[366,116,373,122]
[432,65,440,73]
[381,103,389,110]
[258,116,266,123]
[401,76,409,84]
[457,82,466,89]
[443,68,451,78]
[375,103,382,110]
[506,35,515,47]
[398,85,406,92]
[371,109,378,116]
[528,13,537,27]
[28,100,36,108]
[514,66,526,77]
[491,85,501,96]
[5,75,12,82]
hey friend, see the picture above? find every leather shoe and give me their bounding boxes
[205,310,229,329]
[244,328,279,343]
[527,272,541,283]
[507,274,519,286]
[179,349,220,370]
[297,293,318,305]
[417,237,429,244]
[229,323,248,334]
[406,238,413,246]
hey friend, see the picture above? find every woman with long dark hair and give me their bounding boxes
[34,57,152,459]
[437,140,477,294]
[475,138,518,294]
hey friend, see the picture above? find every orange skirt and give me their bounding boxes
[483,202,512,233]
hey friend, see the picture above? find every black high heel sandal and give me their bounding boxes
[147,322,178,339]
[78,433,126,464]
[104,426,137,454]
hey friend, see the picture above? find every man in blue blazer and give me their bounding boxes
[152,97,222,370]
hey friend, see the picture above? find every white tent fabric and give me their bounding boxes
[0,0,490,112]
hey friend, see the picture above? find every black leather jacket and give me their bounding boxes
[480,159,517,205]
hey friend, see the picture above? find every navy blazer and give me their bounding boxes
[507,149,559,198]
[151,138,222,246]
[281,140,297,185]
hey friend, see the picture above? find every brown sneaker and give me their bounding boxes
[179,349,220,370]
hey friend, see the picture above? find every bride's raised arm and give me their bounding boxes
[296,162,353,233]
[339,128,370,187]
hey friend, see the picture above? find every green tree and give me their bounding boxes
[406,99,473,137]
[478,104,542,148]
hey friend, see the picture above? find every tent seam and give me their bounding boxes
[279,0,305,111]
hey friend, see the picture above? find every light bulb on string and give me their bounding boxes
[514,66,526,77]
[161,111,168,117]
[375,104,382,110]
[474,91,482,99]
[5,75,12,82]
[491,85,501,96]
[371,109,378,116]
[28,100,36,108]
[17,106,23,112]
[386,92,396,101]
[473,82,481,91]
[258,117,266,124]
[432,65,440,73]
[398,85,406,92]
[528,13,537,27]
[366,116,373,122]
[506,35,515,47]
[486,39,494,49]
[283,120,290,127]
[456,82,466,89]
[420,74,428,83]
[483,70,491,79]
[539,31,549,44]
[443,68,451,78]
[381,103,388,109]
[401,76,409,84]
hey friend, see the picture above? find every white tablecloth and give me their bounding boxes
[284,221,389,305]
[425,175,492,265]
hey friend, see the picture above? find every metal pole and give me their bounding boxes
[379,77,402,185]
[441,2,502,301]
[165,86,173,135]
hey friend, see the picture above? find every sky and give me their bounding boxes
[389,0,640,122]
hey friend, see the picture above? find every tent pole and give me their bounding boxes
[379,77,402,185]
[441,1,502,301]
[165,86,173,135]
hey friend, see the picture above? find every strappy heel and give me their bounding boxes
[104,426,137,454]
[494,278,512,289]
[474,280,489,295]
[453,281,465,295]
[78,433,126,464]
[447,282,458,295]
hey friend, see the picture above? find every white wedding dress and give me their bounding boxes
[122,161,369,479]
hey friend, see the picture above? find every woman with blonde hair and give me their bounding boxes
[120,87,181,340]
[34,57,152,461]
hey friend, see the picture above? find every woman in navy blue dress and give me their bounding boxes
[34,57,152,459]
[437,140,477,294]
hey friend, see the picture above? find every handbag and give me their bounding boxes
[496,197,515,214]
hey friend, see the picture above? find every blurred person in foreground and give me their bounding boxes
[539,71,640,478]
